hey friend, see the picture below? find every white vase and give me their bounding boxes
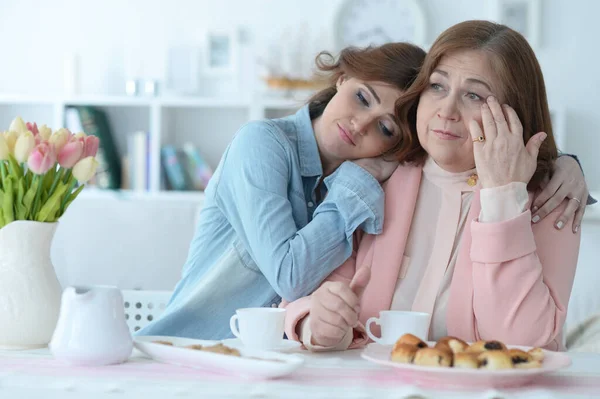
[0,221,62,349]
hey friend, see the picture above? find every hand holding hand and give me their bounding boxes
[309,267,371,347]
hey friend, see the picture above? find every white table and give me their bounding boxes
[0,348,599,399]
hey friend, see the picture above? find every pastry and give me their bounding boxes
[437,336,469,354]
[453,352,480,369]
[394,333,428,349]
[390,343,418,364]
[514,360,543,369]
[200,343,241,356]
[434,341,454,357]
[466,340,507,354]
[478,351,513,370]
[508,349,533,365]
[414,347,452,367]
[153,340,173,346]
[528,347,545,362]
[185,344,204,350]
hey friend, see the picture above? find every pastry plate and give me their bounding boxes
[221,338,302,352]
[134,336,304,380]
[361,343,571,389]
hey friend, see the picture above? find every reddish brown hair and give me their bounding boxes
[308,43,426,156]
[395,20,557,190]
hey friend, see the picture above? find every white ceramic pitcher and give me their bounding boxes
[49,285,133,366]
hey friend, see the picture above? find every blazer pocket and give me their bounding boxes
[398,255,411,279]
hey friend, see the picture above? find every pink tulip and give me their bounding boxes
[26,122,39,136]
[27,142,57,175]
[57,140,84,168]
[83,136,100,158]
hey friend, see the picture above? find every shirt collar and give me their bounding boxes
[294,105,323,177]
[422,156,479,192]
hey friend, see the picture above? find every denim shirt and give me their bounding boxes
[137,105,385,340]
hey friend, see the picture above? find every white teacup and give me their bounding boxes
[366,310,431,345]
[229,307,286,350]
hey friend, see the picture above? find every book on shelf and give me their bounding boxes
[127,131,150,191]
[181,142,213,190]
[64,106,122,189]
[161,145,188,191]
[160,143,214,191]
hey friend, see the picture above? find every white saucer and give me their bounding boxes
[222,338,302,352]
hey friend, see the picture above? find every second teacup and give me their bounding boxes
[229,307,286,350]
[366,310,431,345]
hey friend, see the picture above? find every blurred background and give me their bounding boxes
[0,0,598,336]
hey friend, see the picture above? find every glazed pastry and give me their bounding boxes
[508,349,533,365]
[200,343,241,356]
[434,341,454,357]
[185,344,204,350]
[453,353,480,369]
[437,336,468,354]
[528,347,545,362]
[395,333,428,349]
[478,351,513,370]
[466,340,507,354]
[390,343,418,364]
[414,348,452,367]
[153,340,174,346]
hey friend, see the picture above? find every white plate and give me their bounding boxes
[134,336,304,380]
[361,343,571,389]
[221,338,302,352]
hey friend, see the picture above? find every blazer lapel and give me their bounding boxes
[360,165,422,325]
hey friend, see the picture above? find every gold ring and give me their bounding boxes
[570,197,581,205]
[472,136,485,143]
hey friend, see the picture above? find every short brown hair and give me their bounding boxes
[395,20,557,191]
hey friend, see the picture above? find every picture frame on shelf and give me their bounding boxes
[165,45,201,95]
[488,0,541,49]
[203,29,238,76]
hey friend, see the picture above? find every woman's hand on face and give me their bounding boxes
[532,155,588,233]
[468,96,547,189]
[309,267,370,347]
[353,156,399,183]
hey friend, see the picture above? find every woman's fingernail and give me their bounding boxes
[540,133,547,141]
[488,96,497,103]
[532,215,540,223]
[574,225,579,233]
[532,206,539,212]
[482,103,489,110]
[556,221,565,229]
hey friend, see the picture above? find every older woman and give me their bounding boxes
[284,20,582,351]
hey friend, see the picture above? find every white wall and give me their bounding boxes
[1,0,598,188]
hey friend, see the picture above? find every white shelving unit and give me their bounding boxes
[0,94,303,194]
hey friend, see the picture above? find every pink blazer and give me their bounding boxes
[283,164,581,351]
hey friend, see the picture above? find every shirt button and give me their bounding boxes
[307,201,314,207]
[271,303,278,308]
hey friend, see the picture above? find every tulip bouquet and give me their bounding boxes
[0,116,99,229]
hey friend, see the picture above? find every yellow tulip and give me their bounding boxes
[72,156,99,184]
[49,128,70,152]
[0,134,9,160]
[8,116,28,134]
[38,124,52,141]
[4,130,19,153]
[14,131,35,163]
